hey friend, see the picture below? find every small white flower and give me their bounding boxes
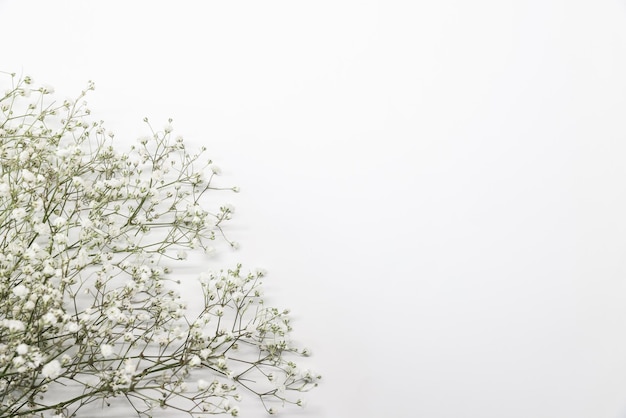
[65,321,79,333]
[40,84,55,94]
[72,176,85,188]
[124,359,136,375]
[151,169,163,180]
[53,217,67,228]
[42,264,56,277]
[200,348,212,360]
[209,164,221,175]
[197,379,209,391]
[33,222,50,235]
[176,250,188,260]
[104,178,122,189]
[188,355,201,367]
[42,312,57,325]
[10,208,27,221]
[100,344,114,358]
[21,169,36,183]
[12,284,29,297]
[16,344,29,355]
[53,233,68,245]
[4,319,26,332]
[0,183,10,197]
[75,249,89,268]
[42,360,61,379]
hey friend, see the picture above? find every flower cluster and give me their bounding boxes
[0,72,319,417]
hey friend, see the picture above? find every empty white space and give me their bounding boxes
[3,0,626,417]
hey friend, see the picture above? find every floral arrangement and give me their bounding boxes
[0,72,319,417]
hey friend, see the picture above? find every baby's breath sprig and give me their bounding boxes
[0,73,319,417]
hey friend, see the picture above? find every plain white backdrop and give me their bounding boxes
[4,1,626,417]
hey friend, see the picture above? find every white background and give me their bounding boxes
[3,1,626,417]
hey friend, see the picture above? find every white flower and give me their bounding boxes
[42,264,56,277]
[71,249,89,268]
[42,360,61,379]
[10,207,27,221]
[151,169,163,180]
[21,169,36,183]
[188,355,201,367]
[209,164,221,175]
[16,344,29,355]
[40,84,55,94]
[0,183,10,197]
[72,176,84,188]
[12,284,29,297]
[100,344,114,358]
[104,178,122,189]
[5,319,25,332]
[176,250,188,260]
[33,222,50,235]
[197,379,209,391]
[52,217,67,228]
[53,233,68,245]
[42,312,57,325]
[65,321,79,333]
[123,359,136,375]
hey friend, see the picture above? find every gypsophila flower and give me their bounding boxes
[12,284,28,297]
[197,379,210,391]
[42,360,61,379]
[5,319,25,332]
[209,164,222,175]
[0,72,318,418]
[100,344,114,358]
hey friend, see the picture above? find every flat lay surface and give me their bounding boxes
[3,1,626,417]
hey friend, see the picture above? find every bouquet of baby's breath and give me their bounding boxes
[0,72,319,417]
